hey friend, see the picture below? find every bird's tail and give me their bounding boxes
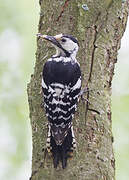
[46,125,76,168]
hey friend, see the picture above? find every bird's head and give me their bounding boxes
[37,33,79,57]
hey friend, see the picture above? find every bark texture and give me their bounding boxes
[27,0,129,180]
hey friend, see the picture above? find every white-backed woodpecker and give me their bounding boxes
[38,33,81,168]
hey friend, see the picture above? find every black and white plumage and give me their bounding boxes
[38,33,81,168]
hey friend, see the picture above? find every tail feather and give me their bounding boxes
[61,149,67,169]
[53,150,60,168]
[53,145,67,169]
[49,127,75,168]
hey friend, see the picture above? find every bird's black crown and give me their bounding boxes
[63,34,79,46]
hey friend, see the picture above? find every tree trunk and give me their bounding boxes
[27,0,129,179]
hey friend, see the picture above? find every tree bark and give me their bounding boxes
[27,0,129,179]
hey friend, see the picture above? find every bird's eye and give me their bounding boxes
[61,38,66,43]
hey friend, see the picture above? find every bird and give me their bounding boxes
[37,33,81,168]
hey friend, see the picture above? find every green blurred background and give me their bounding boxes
[0,1,129,179]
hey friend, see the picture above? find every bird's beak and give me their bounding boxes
[37,33,62,48]
[37,33,55,42]
[37,33,47,39]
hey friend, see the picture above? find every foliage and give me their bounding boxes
[0,0,39,179]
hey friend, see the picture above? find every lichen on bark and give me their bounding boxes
[27,0,129,179]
